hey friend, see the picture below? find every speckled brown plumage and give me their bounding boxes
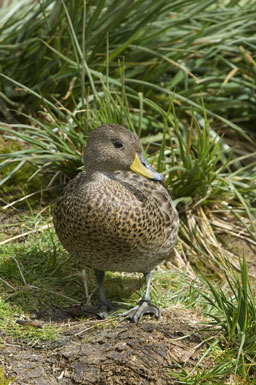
[53,124,179,321]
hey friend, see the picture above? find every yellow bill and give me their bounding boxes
[130,154,164,182]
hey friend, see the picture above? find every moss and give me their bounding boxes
[0,368,11,385]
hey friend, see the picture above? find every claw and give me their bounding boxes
[120,299,161,322]
[81,302,113,319]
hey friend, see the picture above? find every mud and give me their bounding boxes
[0,308,209,385]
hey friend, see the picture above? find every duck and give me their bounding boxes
[53,124,179,322]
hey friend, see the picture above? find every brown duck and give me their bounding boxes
[53,124,179,322]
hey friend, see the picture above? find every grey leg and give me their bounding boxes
[94,269,113,317]
[143,271,153,301]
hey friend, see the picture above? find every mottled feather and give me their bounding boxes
[53,124,179,275]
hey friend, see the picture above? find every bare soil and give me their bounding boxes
[0,307,208,385]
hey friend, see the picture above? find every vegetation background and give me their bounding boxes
[0,0,256,384]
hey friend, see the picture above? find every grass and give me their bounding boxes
[0,0,256,383]
[168,258,256,384]
[170,360,235,385]
[0,228,81,310]
[1,0,256,135]
[199,257,256,380]
[0,297,59,344]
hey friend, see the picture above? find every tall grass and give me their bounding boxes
[199,257,256,380]
[0,0,256,136]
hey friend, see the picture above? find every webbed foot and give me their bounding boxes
[82,299,113,319]
[120,299,161,322]
[95,298,114,319]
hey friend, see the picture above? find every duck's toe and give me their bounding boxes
[96,298,114,319]
[80,297,114,319]
[120,299,161,323]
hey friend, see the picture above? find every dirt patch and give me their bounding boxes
[0,308,209,385]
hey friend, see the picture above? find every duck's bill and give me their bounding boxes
[130,154,164,182]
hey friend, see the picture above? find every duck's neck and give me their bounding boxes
[85,169,113,182]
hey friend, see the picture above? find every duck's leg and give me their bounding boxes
[120,271,161,322]
[94,269,113,318]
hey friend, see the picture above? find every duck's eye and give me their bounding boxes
[113,140,123,148]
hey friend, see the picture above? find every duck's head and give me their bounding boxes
[83,124,164,182]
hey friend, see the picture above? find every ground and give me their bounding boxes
[0,307,208,385]
[0,205,255,384]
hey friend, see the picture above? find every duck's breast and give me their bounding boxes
[53,171,179,273]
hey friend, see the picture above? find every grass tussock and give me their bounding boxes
[0,0,256,134]
[168,259,256,383]
[200,257,256,379]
